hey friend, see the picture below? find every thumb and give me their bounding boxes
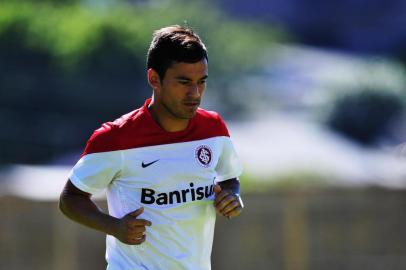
[128,207,144,218]
[213,184,222,195]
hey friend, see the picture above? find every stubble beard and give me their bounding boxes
[162,100,196,120]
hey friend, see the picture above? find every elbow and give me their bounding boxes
[59,193,67,215]
[59,180,73,216]
[58,188,71,217]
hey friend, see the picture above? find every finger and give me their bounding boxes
[128,226,146,234]
[214,190,233,205]
[226,207,243,218]
[217,200,236,215]
[129,231,146,239]
[128,218,152,227]
[215,193,235,208]
[213,184,222,195]
[127,207,144,218]
[221,200,240,215]
[128,234,146,245]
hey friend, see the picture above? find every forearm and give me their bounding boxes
[59,187,118,236]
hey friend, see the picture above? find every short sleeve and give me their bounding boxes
[215,137,243,182]
[68,151,121,194]
[68,124,122,194]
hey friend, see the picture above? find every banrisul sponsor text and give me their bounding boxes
[141,183,214,205]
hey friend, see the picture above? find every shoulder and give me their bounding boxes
[82,108,144,156]
[195,108,230,137]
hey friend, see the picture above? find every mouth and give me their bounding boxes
[183,101,200,108]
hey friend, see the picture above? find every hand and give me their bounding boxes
[213,184,243,219]
[113,207,152,245]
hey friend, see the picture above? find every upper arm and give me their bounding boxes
[61,179,92,198]
[67,122,122,194]
[59,179,92,215]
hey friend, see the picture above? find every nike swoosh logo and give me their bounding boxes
[142,159,159,168]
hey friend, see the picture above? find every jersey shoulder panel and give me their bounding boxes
[81,108,144,156]
[81,105,230,156]
[194,108,230,138]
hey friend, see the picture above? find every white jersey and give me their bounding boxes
[69,99,243,270]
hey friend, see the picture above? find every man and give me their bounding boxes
[59,25,243,270]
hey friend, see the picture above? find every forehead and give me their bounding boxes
[165,59,208,79]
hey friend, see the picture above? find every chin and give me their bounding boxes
[179,111,196,119]
[181,114,195,119]
[188,110,198,118]
[179,108,197,119]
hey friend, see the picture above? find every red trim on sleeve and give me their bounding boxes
[81,99,230,156]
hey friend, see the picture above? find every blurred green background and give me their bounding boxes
[1,0,406,269]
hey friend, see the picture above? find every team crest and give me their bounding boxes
[195,145,212,167]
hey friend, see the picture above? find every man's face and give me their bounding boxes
[154,59,208,119]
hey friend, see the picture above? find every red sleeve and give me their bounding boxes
[80,108,229,156]
[195,109,230,138]
[81,122,120,157]
[216,114,230,137]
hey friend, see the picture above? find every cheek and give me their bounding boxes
[162,85,185,101]
[161,82,176,95]
[199,85,206,94]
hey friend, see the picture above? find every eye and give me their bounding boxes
[178,80,190,85]
[199,80,207,85]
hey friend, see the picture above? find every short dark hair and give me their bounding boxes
[147,25,208,80]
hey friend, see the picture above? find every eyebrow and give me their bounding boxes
[175,75,208,81]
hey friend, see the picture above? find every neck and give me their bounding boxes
[148,102,190,132]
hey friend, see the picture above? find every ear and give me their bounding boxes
[147,68,161,91]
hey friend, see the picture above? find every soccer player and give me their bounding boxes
[59,25,243,270]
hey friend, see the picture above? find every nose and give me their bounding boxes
[187,83,201,98]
